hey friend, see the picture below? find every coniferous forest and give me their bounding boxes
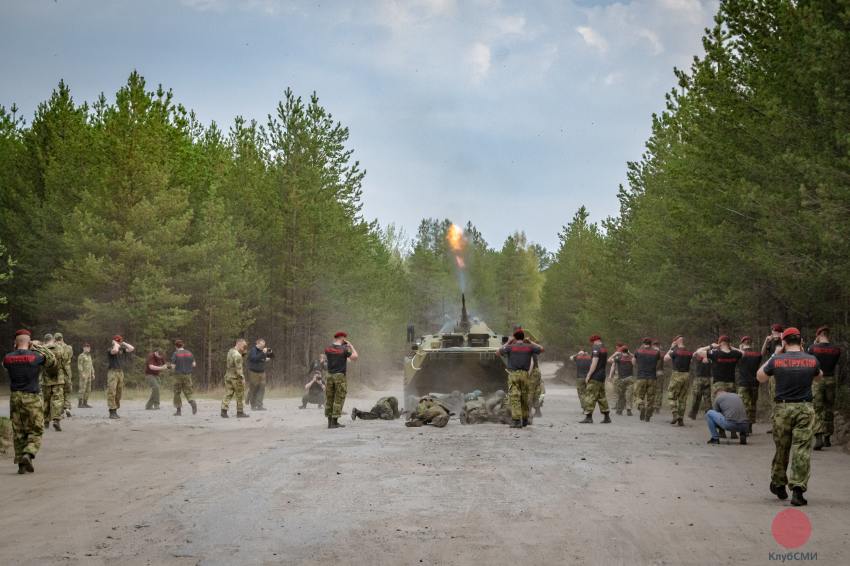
[1,1,848,391]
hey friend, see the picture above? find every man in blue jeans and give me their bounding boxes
[706,390,749,445]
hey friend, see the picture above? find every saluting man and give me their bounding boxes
[324,331,358,429]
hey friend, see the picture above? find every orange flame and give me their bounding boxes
[455,256,465,269]
[447,223,464,252]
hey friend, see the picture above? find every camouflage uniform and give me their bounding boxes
[221,347,246,413]
[55,338,74,412]
[530,366,545,412]
[711,380,736,399]
[405,396,450,427]
[461,391,511,424]
[653,349,666,411]
[811,377,836,436]
[77,352,94,406]
[507,369,534,421]
[615,376,635,413]
[737,386,759,425]
[41,343,65,423]
[633,379,656,417]
[174,375,195,409]
[354,396,400,420]
[667,371,690,421]
[582,380,610,414]
[324,373,347,419]
[576,379,588,413]
[10,392,44,464]
[771,402,814,491]
[688,357,712,419]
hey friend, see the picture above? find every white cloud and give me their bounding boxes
[492,14,527,37]
[576,26,608,53]
[468,42,492,83]
[603,72,623,86]
[637,28,664,54]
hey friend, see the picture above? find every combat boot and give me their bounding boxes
[52,420,62,432]
[236,411,249,418]
[328,417,334,428]
[739,432,747,445]
[351,408,359,421]
[677,418,684,427]
[221,409,229,418]
[717,429,726,439]
[639,408,646,421]
[730,431,738,440]
[189,400,198,415]
[813,433,824,451]
[601,412,611,424]
[174,407,182,416]
[707,438,719,445]
[65,409,72,417]
[770,483,788,500]
[83,402,93,408]
[579,414,593,424]
[109,409,120,419]
[20,454,34,473]
[331,417,345,428]
[626,409,632,416]
[534,407,542,418]
[790,487,807,506]
[748,422,753,434]
[824,434,831,447]
[510,419,522,428]
[616,409,623,415]
[77,399,83,408]
[644,411,652,422]
[18,462,26,474]
[669,417,678,425]
[522,418,530,427]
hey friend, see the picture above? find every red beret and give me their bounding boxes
[15,329,31,337]
[589,334,601,343]
[771,323,784,332]
[782,327,801,340]
[740,336,751,343]
[641,337,651,344]
[815,326,829,336]
[334,331,348,338]
[718,335,731,343]
[113,335,123,342]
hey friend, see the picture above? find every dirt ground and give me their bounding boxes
[1,363,847,566]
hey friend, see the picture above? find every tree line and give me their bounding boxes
[2,0,848,392]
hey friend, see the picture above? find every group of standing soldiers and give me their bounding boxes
[569,324,841,506]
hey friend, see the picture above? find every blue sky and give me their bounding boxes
[1,0,717,251]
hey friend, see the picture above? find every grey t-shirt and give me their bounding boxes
[713,393,748,423]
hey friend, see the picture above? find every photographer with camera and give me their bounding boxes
[246,338,273,411]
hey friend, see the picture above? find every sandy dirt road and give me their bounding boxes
[1,364,847,566]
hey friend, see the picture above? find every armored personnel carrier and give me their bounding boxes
[404,295,507,410]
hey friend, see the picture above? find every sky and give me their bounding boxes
[1,0,718,251]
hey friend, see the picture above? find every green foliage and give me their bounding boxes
[541,0,850,361]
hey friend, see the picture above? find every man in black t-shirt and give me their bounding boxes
[633,338,660,422]
[570,349,593,414]
[499,329,544,428]
[608,345,635,416]
[696,336,743,398]
[762,323,784,412]
[665,335,693,426]
[578,335,611,424]
[171,340,197,416]
[808,326,842,450]
[758,327,822,506]
[652,340,666,412]
[324,331,359,429]
[688,352,712,420]
[736,336,762,432]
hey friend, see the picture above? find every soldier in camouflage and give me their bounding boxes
[324,332,359,429]
[221,338,249,418]
[736,336,762,433]
[107,335,135,419]
[76,343,95,408]
[54,333,74,417]
[807,326,841,450]
[405,395,451,427]
[460,390,512,424]
[664,336,693,426]
[351,396,401,421]
[608,345,635,416]
[171,340,198,416]
[498,329,544,428]
[570,349,592,414]
[652,339,666,413]
[757,327,821,507]
[40,334,65,431]
[3,329,56,474]
[688,353,712,420]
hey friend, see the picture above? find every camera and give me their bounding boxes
[265,347,274,359]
